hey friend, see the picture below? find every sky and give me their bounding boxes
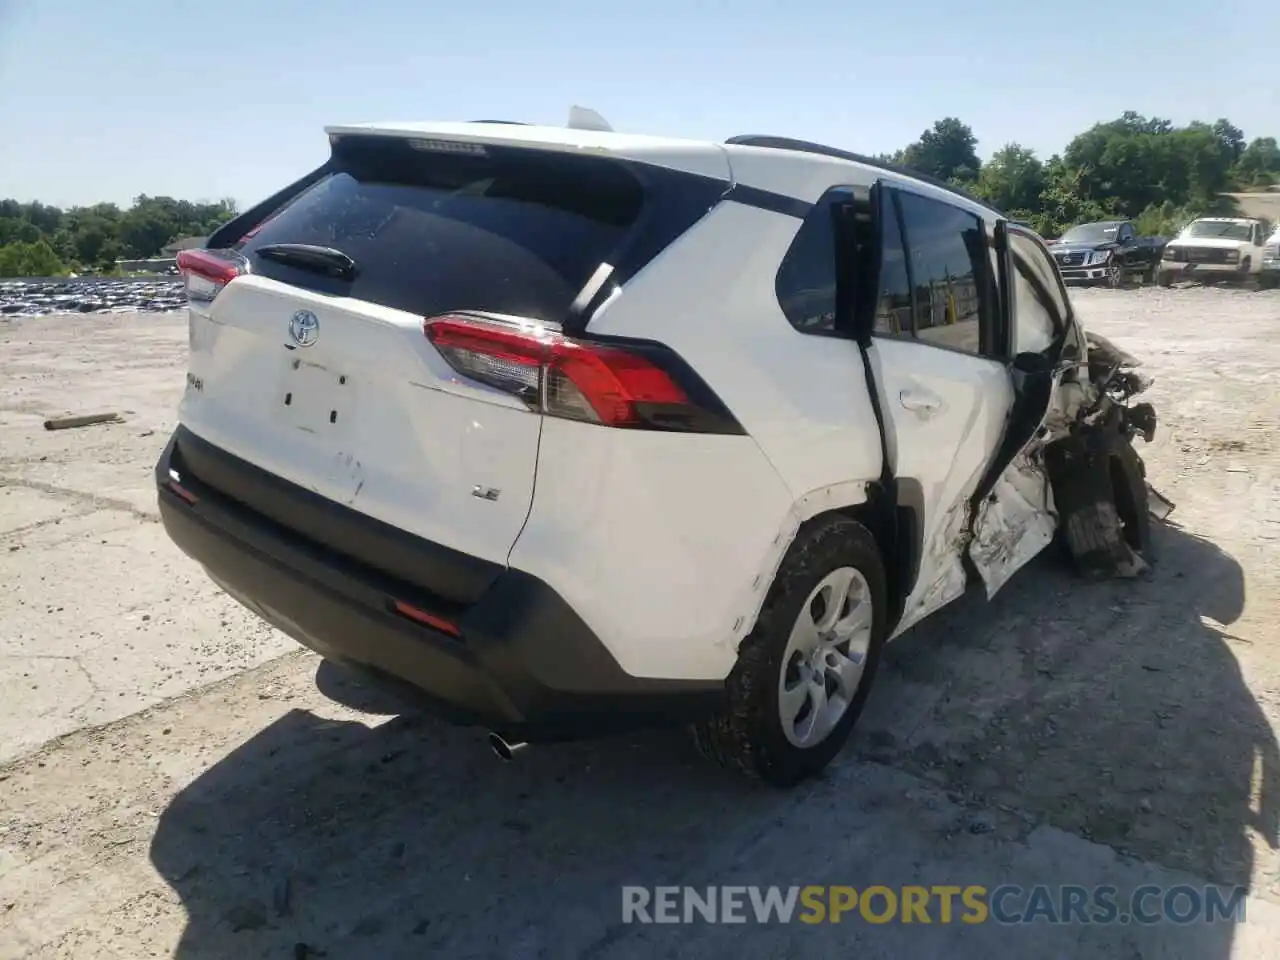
[1,0,1276,210]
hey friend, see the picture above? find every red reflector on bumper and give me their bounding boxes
[390,600,461,638]
[167,479,198,504]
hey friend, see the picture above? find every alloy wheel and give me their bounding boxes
[777,567,874,748]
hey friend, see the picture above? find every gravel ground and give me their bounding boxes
[1,287,1278,959]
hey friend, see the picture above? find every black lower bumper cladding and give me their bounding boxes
[156,427,724,741]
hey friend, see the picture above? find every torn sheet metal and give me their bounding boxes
[968,449,1059,598]
[967,365,1078,598]
[967,324,1170,593]
[1147,483,1176,522]
[890,498,972,638]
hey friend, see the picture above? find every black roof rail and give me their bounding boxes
[469,119,533,125]
[725,134,1007,217]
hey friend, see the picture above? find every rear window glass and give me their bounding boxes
[235,136,645,321]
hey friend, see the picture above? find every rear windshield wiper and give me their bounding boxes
[254,243,358,281]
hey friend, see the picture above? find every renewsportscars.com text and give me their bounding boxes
[621,884,1248,926]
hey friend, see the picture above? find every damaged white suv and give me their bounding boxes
[158,119,1168,787]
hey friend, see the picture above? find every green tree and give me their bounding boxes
[0,194,236,272]
[900,118,982,184]
[1033,162,1113,237]
[1212,119,1246,165]
[975,143,1045,214]
[1235,137,1280,186]
[0,240,68,278]
[0,218,43,245]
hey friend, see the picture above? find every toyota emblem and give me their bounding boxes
[289,310,319,348]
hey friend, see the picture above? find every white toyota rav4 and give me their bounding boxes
[159,117,1168,786]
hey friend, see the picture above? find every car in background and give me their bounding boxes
[1049,220,1165,287]
[1261,224,1280,289]
[1158,217,1271,286]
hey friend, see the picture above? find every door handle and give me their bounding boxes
[899,389,942,413]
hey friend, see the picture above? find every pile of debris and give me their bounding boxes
[0,278,186,318]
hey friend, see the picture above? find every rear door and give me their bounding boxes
[179,134,653,565]
[865,186,1015,634]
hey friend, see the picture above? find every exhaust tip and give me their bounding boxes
[488,732,528,761]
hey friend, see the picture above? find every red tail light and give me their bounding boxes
[425,314,723,431]
[177,249,246,303]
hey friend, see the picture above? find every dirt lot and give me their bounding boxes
[2,286,1279,959]
[1231,191,1280,225]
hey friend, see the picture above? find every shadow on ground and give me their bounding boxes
[149,522,1275,959]
[858,519,1278,888]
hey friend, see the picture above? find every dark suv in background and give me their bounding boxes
[1050,220,1166,287]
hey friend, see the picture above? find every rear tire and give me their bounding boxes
[1156,270,1174,288]
[692,515,887,787]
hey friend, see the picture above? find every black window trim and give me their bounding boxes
[869,185,916,345]
[772,179,1049,363]
[873,183,1004,363]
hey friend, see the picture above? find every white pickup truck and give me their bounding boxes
[1156,217,1272,286]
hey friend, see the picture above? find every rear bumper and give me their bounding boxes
[156,427,724,741]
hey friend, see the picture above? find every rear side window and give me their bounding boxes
[775,192,843,334]
[235,136,646,322]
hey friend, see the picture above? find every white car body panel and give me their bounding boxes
[182,276,542,566]
[508,419,794,680]
[586,199,884,506]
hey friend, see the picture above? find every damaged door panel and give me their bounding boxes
[856,185,1019,637]
[968,225,1173,593]
[968,361,1087,595]
[964,222,1081,597]
[840,192,1169,633]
